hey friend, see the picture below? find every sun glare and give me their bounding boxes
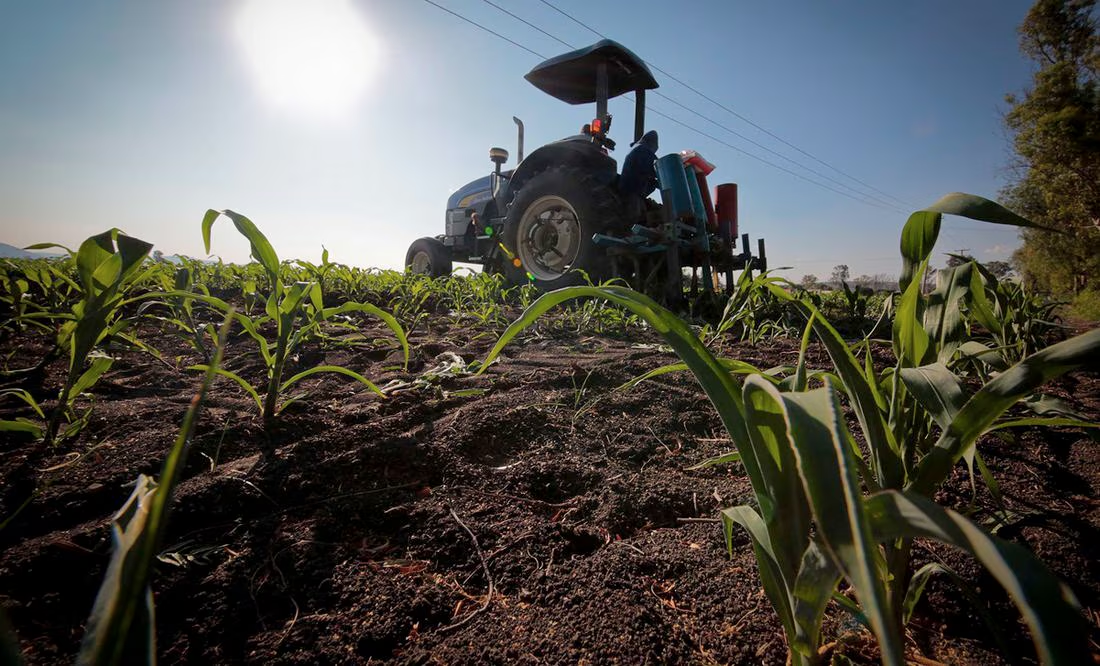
[234,0,380,119]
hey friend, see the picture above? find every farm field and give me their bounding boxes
[1,200,1099,665]
[3,0,1098,663]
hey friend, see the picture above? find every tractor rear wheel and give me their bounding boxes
[501,166,621,289]
[405,237,452,278]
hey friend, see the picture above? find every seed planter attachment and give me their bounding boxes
[593,152,766,307]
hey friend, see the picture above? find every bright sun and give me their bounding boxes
[234,0,381,119]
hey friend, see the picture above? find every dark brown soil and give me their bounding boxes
[1,314,1097,665]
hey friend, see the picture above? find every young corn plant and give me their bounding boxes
[1,230,155,444]
[963,264,1066,369]
[292,246,339,298]
[1,257,82,329]
[477,194,1096,665]
[706,269,799,345]
[0,263,33,334]
[192,210,408,428]
[137,266,215,363]
[763,192,1099,659]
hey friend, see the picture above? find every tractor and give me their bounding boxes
[404,39,766,306]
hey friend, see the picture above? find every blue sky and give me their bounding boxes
[0,0,1036,280]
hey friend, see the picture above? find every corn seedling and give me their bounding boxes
[138,266,216,363]
[292,246,338,298]
[962,264,1067,369]
[705,269,798,345]
[4,230,154,444]
[192,210,408,427]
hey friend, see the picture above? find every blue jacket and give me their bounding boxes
[619,131,659,198]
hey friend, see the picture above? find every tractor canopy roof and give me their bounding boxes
[524,39,658,105]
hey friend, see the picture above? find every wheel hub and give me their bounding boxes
[517,196,581,281]
[410,251,431,274]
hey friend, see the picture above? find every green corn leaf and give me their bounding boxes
[923,192,1049,231]
[830,592,871,632]
[188,365,264,413]
[742,376,810,573]
[684,450,741,470]
[308,282,323,313]
[721,505,798,649]
[279,282,312,315]
[618,358,771,392]
[76,230,153,298]
[264,291,279,321]
[789,313,816,393]
[923,263,972,364]
[24,242,73,254]
[902,562,944,625]
[70,357,114,399]
[129,290,234,314]
[861,344,889,413]
[971,451,1009,518]
[912,327,1100,494]
[898,363,967,430]
[899,211,941,293]
[1023,394,1090,419]
[113,234,155,283]
[0,388,45,419]
[322,301,410,370]
[230,314,272,363]
[78,476,159,666]
[768,285,903,490]
[988,416,1100,432]
[967,269,1003,336]
[780,384,905,666]
[0,419,44,437]
[957,341,1008,371]
[866,490,1090,665]
[202,210,280,279]
[900,193,1040,295]
[279,365,385,399]
[790,540,841,657]
[76,233,119,295]
[892,260,932,367]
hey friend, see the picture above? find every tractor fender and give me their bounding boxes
[502,139,618,202]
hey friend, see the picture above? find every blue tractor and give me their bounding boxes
[405,40,765,301]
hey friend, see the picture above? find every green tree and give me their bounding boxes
[1002,0,1100,295]
[830,264,849,286]
[985,259,1015,279]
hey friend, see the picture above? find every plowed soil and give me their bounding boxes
[1,312,1098,664]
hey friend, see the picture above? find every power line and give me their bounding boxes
[535,0,916,209]
[641,100,900,211]
[460,0,899,212]
[649,89,904,212]
[421,0,545,59]
[480,0,572,50]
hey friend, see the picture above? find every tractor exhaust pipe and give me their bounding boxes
[513,116,524,163]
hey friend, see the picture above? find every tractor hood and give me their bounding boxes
[524,39,658,105]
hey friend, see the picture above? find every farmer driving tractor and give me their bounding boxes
[618,129,659,227]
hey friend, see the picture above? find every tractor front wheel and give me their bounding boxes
[405,237,452,278]
[501,167,621,289]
